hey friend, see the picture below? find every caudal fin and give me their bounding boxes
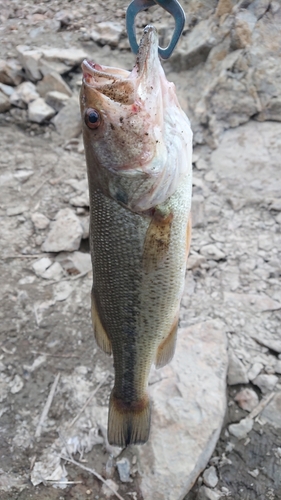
[108,391,151,447]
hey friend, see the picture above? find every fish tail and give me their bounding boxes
[108,391,151,447]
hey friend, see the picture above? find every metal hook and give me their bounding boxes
[126,0,185,59]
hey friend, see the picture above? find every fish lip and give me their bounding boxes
[82,25,159,88]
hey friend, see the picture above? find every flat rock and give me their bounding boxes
[28,98,56,123]
[203,466,218,488]
[0,58,22,86]
[227,349,249,385]
[10,81,39,108]
[228,417,254,439]
[16,45,43,81]
[45,90,69,112]
[200,244,225,261]
[252,374,278,394]
[198,485,222,500]
[210,122,281,198]
[53,96,81,138]
[36,71,72,97]
[136,320,228,500]
[90,21,123,47]
[42,208,83,253]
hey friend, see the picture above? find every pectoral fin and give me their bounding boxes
[91,293,112,355]
[155,314,179,368]
[143,210,173,273]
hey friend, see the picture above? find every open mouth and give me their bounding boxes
[82,60,131,87]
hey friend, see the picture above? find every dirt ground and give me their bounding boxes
[0,1,281,499]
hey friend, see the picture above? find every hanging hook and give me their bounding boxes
[126,0,185,59]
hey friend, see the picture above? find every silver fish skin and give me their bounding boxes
[80,25,192,448]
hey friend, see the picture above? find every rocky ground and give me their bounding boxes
[0,0,281,499]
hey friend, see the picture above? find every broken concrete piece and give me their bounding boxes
[28,97,56,123]
[42,208,83,253]
[136,320,228,500]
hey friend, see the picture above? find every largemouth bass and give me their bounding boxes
[80,25,192,448]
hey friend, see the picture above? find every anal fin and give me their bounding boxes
[91,293,112,355]
[155,315,179,369]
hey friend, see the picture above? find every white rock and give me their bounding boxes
[7,205,27,216]
[16,45,43,81]
[200,244,225,261]
[116,457,131,483]
[0,91,11,112]
[41,262,64,281]
[234,388,259,412]
[31,212,50,230]
[261,392,281,428]
[248,362,263,381]
[0,83,15,96]
[196,158,208,170]
[227,349,249,385]
[10,375,24,394]
[42,208,83,253]
[252,374,278,394]
[10,81,39,108]
[90,22,123,47]
[0,58,22,86]
[32,257,52,277]
[60,251,91,275]
[80,215,90,239]
[37,71,72,97]
[28,97,56,123]
[53,96,81,138]
[23,355,46,373]
[101,479,119,498]
[69,191,89,207]
[136,320,228,500]
[228,417,253,439]
[203,466,218,488]
[45,90,69,112]
[14,170,34,183]
[187,252,206,270]
[41,47,88,69]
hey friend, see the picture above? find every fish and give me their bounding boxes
[80,25,193,448]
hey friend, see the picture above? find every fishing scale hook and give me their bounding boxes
[126,0,185,59]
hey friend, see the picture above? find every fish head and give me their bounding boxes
[80,26,192,212]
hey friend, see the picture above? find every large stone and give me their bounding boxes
[45,91,69,112]
[90,22,123,47]
[10,81,39,108]
[16,45,43,81]
[136,320,228,500]
[28,98,56,123]
[53,96,81,138]
[210,122,281,199]
[42,208,83,253]
[36,71,72,98]
[0,59,22,86]
[227,349,249,385]
[0,91,11,113]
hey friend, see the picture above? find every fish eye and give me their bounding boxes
[85,108,101,129]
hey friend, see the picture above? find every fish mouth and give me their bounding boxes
[81,26,159,104]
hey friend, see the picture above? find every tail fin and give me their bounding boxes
[108,391,151,448]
